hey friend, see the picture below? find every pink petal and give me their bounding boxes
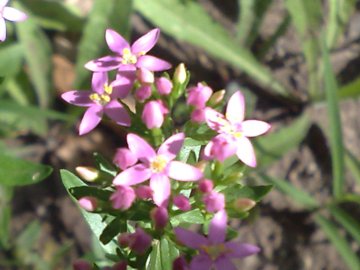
[0,0,9,8]
[204,108,227,131]
[61,90,93,107]
[127,133,156,162]
[214,257,236,270]
[79,105,103,135]
[209,210,227,244]
[104,100,131,127]
[174,228,208,249]
[150,174,170,207]
[91,72,108,94]
[167,161,203,181]
[105,29,130,54]
[0,18,6,42]
[3,7,27,22]
[204,134,237,162]
[113,164,152,186]
[142,100,164,129]
[189,254,212,270]
[226,91,245,124]
[131,28,160,55]
[158,133,184,160]
[84,55,122,72]
[236,136,256,167]
[241,120,271,137]
[225,242,261,258]
[136,55,171,71]
[110,80,132,99]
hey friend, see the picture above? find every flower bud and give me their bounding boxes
[72,259,91,270]
[198,179,213,193]
[75,166,99,182]
[142,100,166,129]
[194,160,208,172]
[203,136,237,162]
[113,147,137,170]
[190,108,206,123]
[135,185,153,199]
[203,191,225,213]
[234,198,256,212]
[174,63,187,84]
[208,89,225,106]
[173,256,189,270]
[112,261,127,270]
[187,83,213,108]
[155,77,172,95]
[78,196,97,212]
[118,233,131,247]
[173,195,191,211]
[135,85,152,102]
[128,228,152,255]
[151,207,168,230]
[110,185,136,210]
[136,68,154,84]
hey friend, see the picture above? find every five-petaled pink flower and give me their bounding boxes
[175,210,260,270]
[85,28,171,74]
[61,72,131,135]
[204,91,271,167]
[113,133,203,206]
[0,0,27,42]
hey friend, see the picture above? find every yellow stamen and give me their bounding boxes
[104,83,113,95]
[200,244,230,260]
[122,48,138,64]
[150,155,168,173]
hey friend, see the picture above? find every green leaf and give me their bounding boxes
[170,209,204,226]
[15,220,41,251]
[0,153,52,186]
[134,0,289,98]
[223,185,273,202]
[100,217,126,245]
[328,206,360,245]
[0,43,24,77]
[338,76,360,100]
[345,148,360,186]
[93,152,118,177]
[315,214,360,270]
[254,115,310,168]
[60,169,118,255]
[15,2,52,108]
[0,185,13,249]
[259,174,318,209]
[177,138,203,163]
[147,238,179,270]
[74,0,132,88]
[322,38,344,198]
[69,186,112,201]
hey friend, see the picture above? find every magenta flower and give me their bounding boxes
[0,0,27,42]
[85,28,171,73]
[204,91,271,167]
[175,210,260,270]
[113,133,203,206]
[61,72,131,135]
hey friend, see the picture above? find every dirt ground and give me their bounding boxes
[5,0,360,269]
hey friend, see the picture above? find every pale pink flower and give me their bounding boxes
[85,28,171,73]
[113,133,203,206]
[113,147,137,170]
[187,83,213,108]
[0,0,27,42]
[155,77,172,95]
[135,85,152,102]
[175,210,260,270]
[203,191,225,213]
[204,91,271,167]
[61,72,131,135]
[142,100,168,129]
[110,185,136,210]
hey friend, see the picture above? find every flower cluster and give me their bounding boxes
[63,28,271,270]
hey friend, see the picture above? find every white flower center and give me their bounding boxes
[150,155,168,173]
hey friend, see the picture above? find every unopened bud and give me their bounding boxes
[110,185,136,210]
[151,207,168,230]
[135,185,153,199]
[113,147,137,170]
[156,77,173,95]
[78,196,97,212]
[198,179,213,193]
[174,63,187,84]
[118,233,131,247]
[208,89,225,106]
[128,228,152,255]
[75,166,99,182]
[135,85,152,102]
[72,259,91,270]
[112,261,127,270]
[203,191,225,213]
[173,195,191,211]
[173,256,189,270]
[136,68,154,84]
[234,198,256,212]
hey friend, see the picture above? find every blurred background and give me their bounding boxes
[0,0,360,269]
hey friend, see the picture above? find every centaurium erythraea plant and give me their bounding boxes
[0,0,27,42]
[60,27,271,270]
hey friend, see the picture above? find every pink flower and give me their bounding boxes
[61,72,131,135]
[72,259,91,270]
[113,147,137,170]
[175,210,260,270]
[173,194,191,211]
[198,179,213,193]
[203,191,225,213]
[204,91,271,167]
[187,83,213,108]
[151,206,169,230]
[142,100,168,129]
[85,28,171,73]
[155,77,172,95]
[0,0,27,42]
[113,133,203,206]
[128,228,152,255]
[110,185,136,210]
[135,85,152,102]
[78,196,97,212]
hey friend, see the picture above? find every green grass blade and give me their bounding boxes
[259,174,318,209]
[338,76,360,100]
[322,39,344,198]
[134,0,289,98]
[74,0,132,89]
[15,2,52,108]
[315,214,360,270]
[328,205,360,245]
[345,148,360,186]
